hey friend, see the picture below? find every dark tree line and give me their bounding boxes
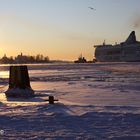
[0,53,50,64]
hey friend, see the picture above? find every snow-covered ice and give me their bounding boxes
[0,63,140,139]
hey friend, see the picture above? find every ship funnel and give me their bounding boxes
[125,31,136,44]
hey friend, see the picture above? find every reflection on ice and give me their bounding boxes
[0,63,140,108]
[0,63,140,139]
[0,71,9,78]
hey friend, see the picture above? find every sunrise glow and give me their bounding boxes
[0,0,140,60]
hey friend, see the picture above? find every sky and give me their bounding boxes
[0,0,140,60]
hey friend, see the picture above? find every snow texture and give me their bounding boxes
[0,62,140,139]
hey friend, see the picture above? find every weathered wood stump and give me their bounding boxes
[5,66,34,98]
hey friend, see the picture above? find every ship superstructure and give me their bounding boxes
[94,31,140,62]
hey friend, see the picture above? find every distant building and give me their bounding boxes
[0,53,50,64]
[15,53,28,63]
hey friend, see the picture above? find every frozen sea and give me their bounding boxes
[0,62,140,140]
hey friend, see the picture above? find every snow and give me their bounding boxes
[0,62,140,139]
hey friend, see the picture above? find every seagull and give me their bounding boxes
[88,7,96,11]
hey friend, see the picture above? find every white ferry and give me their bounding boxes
[94,31,140,62]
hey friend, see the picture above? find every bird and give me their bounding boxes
[88,7,96,10]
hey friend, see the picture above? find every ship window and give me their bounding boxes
[107,51,121,55]
[136,51,140,54]
[123,50,135,54]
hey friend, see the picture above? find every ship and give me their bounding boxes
[94,31,140,62]
[74,54,87,63]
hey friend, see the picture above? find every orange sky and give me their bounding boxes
[0,0,140,60]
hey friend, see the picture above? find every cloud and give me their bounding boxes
[132,14,140,29]
[134,18,140,29]
[0,14,47,32]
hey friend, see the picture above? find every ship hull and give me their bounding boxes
[95,44,140,62]
[94,31,140,62]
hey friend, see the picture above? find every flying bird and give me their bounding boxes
[88,7,96,11]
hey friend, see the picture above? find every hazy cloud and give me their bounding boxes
[0,14,48,32]
[132,14,140,29]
